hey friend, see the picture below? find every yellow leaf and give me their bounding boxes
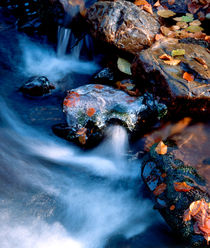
[186,25,204,33]
[117,58,132,75]
[171,49,185,56]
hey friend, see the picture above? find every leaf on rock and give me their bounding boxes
[190,20,201,26]
[174,181,193,192]
[159,53,181,65]
[171,49,185,56]
[143,4,153,14]
[154,0,161,7]
[134,0,149,6]
[159,53,172,60]
[86,107,96,117]
[183,199,210,244]
[194,57,208,69]
[183,72,194,82]
[155,33,165,40]
[186,25,204,32]
[155,141,168,155]
[153,183,167,196]
[117,57,132,75]
[157,9,176,18]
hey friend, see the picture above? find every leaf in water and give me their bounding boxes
[155,141,168,155]
[117,57,132,75]
[194,57,208,69]
[157,9,176,18]
[153,183,167,196]
[176,21,188,29]
[174,15,194,22]
[79,134,86,145]
[76,127,87,135]
[174,182,193,192]
[170,205,175,210]
[183,72,194,82]
[86,107,96,117]
[186,25,204,32]
[171,49,185,56]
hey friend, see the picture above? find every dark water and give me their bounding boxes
[0,11,185,248]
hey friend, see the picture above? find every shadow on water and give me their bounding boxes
[0,10,186,248]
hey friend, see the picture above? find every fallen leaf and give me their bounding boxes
[163,59,181,65]
[86,108,96,117]
[194,57,208,69]
[160,26,171,36]
[134,0,149,6]
[155,33,165,40]
[159,53,172,60]
[190,20,202,26]
[94,84,104,89]
[176,21,188,29]
[186,25,204,32]
[79,134,86,145]
[174,181,193,192]
[171,25,180,31]
[168,0,175,5]
[174,15,194,22]
[155,141,168,155]
[154,0,160,7]
[205,36,210,42]
[157,9,176,18]
[171,49,185,56]
[117,57,132,75]
[143,4,153,14]
[153,183,167,196]
[183,72,194,82]
[183,199,210,244]
[170,205,175,210]
[76,127,87,135]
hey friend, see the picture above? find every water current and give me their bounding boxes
[0,11,184,248]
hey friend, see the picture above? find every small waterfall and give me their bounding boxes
[57,26,71,56]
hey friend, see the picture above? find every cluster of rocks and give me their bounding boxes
[14,0,209,246]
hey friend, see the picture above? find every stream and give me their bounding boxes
[0,9,186,248]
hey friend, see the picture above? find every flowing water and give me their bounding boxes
[0,11,185,248]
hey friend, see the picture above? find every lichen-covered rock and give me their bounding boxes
[142,122,210,247]
[86,0,160,55]
[20,76,55,96]
[53,84,166,146]
[132,38,210,115]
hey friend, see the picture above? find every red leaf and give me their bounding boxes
[183,72,194,82]
[174,182,193,192]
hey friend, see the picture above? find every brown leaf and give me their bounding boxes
[174,181,193,192]
[159,53,172,60]
[143,4,153,14]
[160,26,171,36]
[168,0,175,5]
[163,59,181,65]
[194,57,208,69]
[183,72,194,82]
[153,183,167,196]
[78,134,86,145]
[76,127,87,135]
[155,141,168,155]
[86,107,96,117]
[157,9,176,18]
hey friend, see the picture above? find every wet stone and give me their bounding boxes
[20,76,55,96]
[86,0,160,55]
[54,84,166,146]
[142,122,210,247]
[132,38,210,115]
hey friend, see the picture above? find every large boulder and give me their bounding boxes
[53,84,166,146]
[132,38,210,115]
[86,0,160,55]
[142,122,210,247]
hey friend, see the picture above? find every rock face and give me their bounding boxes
[132,38,210,114]
[53,84,166,146]
[20,76,55,96]
[86,0,160,55]
[142,122,210,247]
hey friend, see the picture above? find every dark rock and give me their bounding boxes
[142,122,210,247]
[93,67,115,83]
[132,38,210,116]
[54,84,166,146]
[86,0,160,55]
[20,76,55,96]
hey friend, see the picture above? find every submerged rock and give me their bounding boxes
[142,122,210,247]
[20,76,55,96]
[86,0,160,55]
[132,38,210,115]
[53,84,166,146]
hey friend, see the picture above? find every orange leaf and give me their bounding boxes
[94,84,104,89]
[194,57,208,69]
[183,72,194,82]
[170,205,175,210]
[143,4,153,14]
[134,0,149,6]
[154,0,160,7]
[163,59,181,66]
[76,127,87,135]
[79,134,86,145]
[86,107,96,117]
[155,33,164,40]
[159,53,172,60]
[174,182,193,192]
[153,183,167,196]
[155,141,168,155]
